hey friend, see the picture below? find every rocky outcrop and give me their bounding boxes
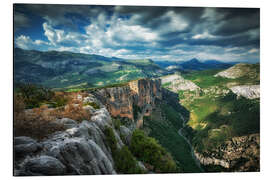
[214,63,259,79]
[14,95,125,176]
[230,85,260,99]
[119,125,132,146]
[195,133,260,171]
[14,79,164,176]
[93,79,162,127]
[161,74,199,92]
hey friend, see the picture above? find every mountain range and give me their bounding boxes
[15,48,236,90]
[156,58,236,72]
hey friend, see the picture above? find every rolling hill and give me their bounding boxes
[14,48,169,90]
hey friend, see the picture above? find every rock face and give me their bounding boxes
[214,63,259,79]
[14,95,125,176]
[93,79,162,126]
[230,85,260,99]
[161,74,199,92]
[195,133,260,171]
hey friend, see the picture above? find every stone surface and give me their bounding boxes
[230,85,260,99]
[161,74,200,92]
[54,118,78,129]
[14,136,41,157]
[119,125,132,145]
[214,63,259,79]
[20,155,66,176]
[93,78,162,124]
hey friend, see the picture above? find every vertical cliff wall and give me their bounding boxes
[93,79,162,127]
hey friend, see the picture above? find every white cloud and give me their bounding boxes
[43,22,87,46]
[225,47,243,52]
[15,35,33,49]
[15,35,50,50]
[192,31,216,39]
[202,8,225,21]
[248,48,259,54]
[85,16,159,46]
[156,11,189,35]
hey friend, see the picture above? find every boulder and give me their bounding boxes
[14,136,41,157]
[54,118,78,129]
[21,155,66,176]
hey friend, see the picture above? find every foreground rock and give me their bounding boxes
[230,85,260,99]
[14,96,124,176]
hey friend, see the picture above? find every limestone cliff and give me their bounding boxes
[93,79,162,128]
[161,74,200,92]
[214,63,259,80]
[230,85,260,99]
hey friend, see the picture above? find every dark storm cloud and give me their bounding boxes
[115,6,204,32]
[14,4,114,30]
[115,6,259,49]
[208,8,260,36]
[14,11,30,31]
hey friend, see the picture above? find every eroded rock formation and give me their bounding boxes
[93,79,162,126]
[194,133,260,171]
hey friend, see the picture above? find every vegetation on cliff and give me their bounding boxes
[104,126,144,174]
[130,129,178,173]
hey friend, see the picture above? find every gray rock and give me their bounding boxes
[119,126,132,145]
[15,136,41,156]
[15,136,37,146]
[22,155,66,175]
[161,74,199,92]
[54,118,78,129]
[230,85,260,99]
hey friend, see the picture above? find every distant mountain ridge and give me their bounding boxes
[156,58,235,72]
[14,48,168,89]
[14,48,239,90]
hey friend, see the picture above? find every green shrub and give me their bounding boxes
[112,118,121,130]
[104,126,117,153]
[17,84,54,108]
[130,129,178,173]
[114,146,144,174]
[103,126,144,174]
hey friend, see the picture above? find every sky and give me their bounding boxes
[14,4,260,63]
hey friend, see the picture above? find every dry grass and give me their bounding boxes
[14,96,65,140]
[49,92,91,122]
[14,91,91,140]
